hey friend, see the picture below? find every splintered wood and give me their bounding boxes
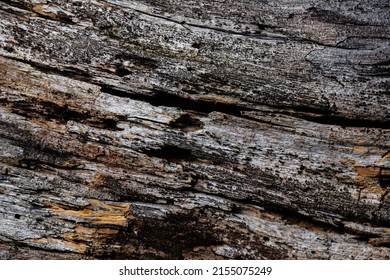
[0,0,389,259]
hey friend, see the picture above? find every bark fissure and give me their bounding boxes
[1,0,389,260]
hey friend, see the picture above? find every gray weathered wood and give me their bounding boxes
[0,0,389,259]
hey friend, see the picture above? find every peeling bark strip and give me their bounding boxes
[0,0,389,259]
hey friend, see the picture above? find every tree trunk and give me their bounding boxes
[0,0,389,259]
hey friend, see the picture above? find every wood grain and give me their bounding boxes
[0,0,389,259]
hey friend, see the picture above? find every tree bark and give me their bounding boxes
[0,0,389,259]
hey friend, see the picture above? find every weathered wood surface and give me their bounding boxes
[0,0,389,259]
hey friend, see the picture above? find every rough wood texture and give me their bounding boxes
[0,0,389,259]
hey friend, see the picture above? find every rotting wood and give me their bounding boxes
[0,0,389,259]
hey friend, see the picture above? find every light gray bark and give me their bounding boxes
[0,0,389,259]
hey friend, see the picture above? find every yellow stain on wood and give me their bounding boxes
[31,5,58,20]
[62,225,119,246]
[359,185,385,196]
[375,151,390,165]
[354,176,381,191]
[33,199,134,254]
[354,166,380,178]
[383,152,390,159]
[340,158,355,164]
[97,228,120,235]
[352,146,367,154]
[88,171,106,190]
[28,222,124,254]
[353,165,383,189]
[381,168,390,176]
[45,199,132,226]
[368,237,390,247]
[64,225,97,240]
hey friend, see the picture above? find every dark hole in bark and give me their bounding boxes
[169,114,204,131]
[191,42,201,49]
[166,199,174,205]
[101,86,250,118]
[142,145,193,161]
[301,115,390,129]
[86,118,124,131]
[379,169,390,188]
[256,23,273,30]
[353,234,378,242]
[101,86,390,129]
[4,46,14,53]
[19,159,39,170]
[116,67,132,77]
